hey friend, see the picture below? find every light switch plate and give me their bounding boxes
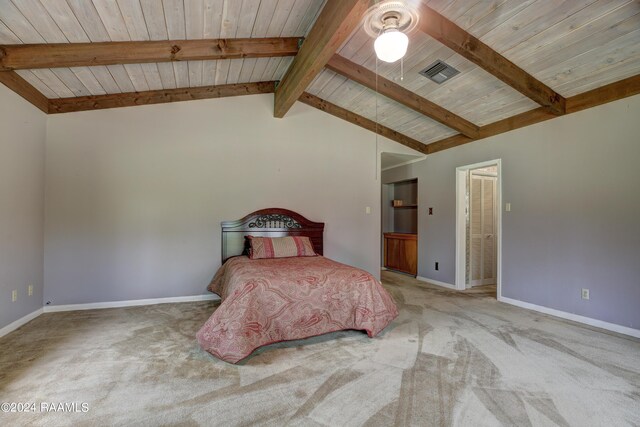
[506,203,511,212]
[365,206,371,214]
[12,290,17,302]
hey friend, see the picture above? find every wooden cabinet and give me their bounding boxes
[383,233,417,276]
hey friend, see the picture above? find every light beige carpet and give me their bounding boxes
[462,284,496,298]
[1,271,639,426]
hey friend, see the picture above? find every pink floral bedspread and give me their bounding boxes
[196,256,398,363]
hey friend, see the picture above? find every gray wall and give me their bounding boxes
[0,85,46,329]
[44,94,412,306]
[383,94,640,330]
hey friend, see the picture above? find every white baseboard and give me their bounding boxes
[1,295,221,336]
[417,276,457,290]
[498,296,640,339]
[0,308,44,338]
[43,294,220,313]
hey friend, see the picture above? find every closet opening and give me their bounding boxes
[455,160,502,298]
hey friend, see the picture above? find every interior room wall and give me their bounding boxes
[382,94,640,331]
[44,93,416,306]
[0,85,46,330]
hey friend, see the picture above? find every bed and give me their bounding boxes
[196,208,398,363]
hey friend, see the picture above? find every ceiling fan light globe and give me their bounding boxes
[374,29,409,63]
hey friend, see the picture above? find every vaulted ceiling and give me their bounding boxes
[1,0,639,155]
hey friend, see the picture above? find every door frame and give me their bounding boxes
[455,159,502,298]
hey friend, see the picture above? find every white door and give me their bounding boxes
[470,172,497,286]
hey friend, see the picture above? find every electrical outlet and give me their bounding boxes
[12,290,17,302]
[582,288,590,300]
[28,284,33,296]
[435,262,439,271]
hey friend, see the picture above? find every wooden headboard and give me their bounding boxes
[221,208,324,263]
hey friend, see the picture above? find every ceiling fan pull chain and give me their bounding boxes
[375,53,380,180]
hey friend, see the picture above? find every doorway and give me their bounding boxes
[455,160,502,298]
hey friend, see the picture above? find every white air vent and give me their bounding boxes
[419,60,460,84]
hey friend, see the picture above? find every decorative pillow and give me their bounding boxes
[247,236,317,259]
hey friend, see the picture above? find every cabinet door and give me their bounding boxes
[403,239,417,275]
[397,239,407,272]
[385,237,400,270]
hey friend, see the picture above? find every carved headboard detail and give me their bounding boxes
[248,214,303,229]
[221,208,325,263]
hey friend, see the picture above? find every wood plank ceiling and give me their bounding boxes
[1,0,639,155]
[0,0,325,96]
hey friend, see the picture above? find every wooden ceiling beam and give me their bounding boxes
[566,74,640,114]
[274,0,371,118]
[426,108,554,154]
[0,38,300,70]
[300,92,428,154]
[426,74,640,154]
[48,81,276,114]
[326,54,480,138]
[418,5,566,116]
[0,71,49,113]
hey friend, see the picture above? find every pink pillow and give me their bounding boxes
[247,236,317,259]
